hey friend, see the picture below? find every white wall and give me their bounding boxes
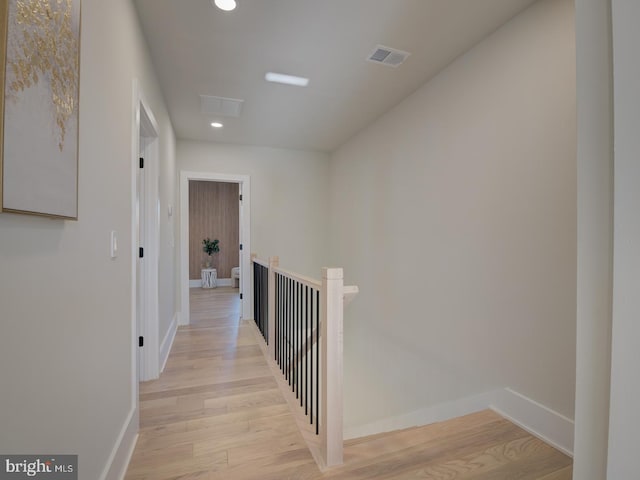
[607,1,640,477]
[177,141,330,280]
[0,1,176,478]
[158,119,178,344]
[573,0,613,478]
[330,0,576,432]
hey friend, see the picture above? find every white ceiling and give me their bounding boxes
[134,0,538,153]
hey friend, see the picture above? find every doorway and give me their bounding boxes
[188,180,240,289]
[133,88,161,384]
[179,171,251,326]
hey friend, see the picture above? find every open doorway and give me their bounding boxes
[179,171,251,326]
[188,180,240,288]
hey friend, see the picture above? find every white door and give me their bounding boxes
[136,139,146,382]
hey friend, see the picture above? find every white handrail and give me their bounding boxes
[252,256,269,268]
[343,285,359,306]
[273,265,322,290]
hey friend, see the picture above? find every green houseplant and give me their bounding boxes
[202,238,220,268]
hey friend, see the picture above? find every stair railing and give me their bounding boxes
[250,254,358,469]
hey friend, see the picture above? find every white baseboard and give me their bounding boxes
[345,387,574,457]
[189,278,233,288]
[160,314,178,373]
[490,388,574,457]
[344,390,499,440]
[100,407,138,480]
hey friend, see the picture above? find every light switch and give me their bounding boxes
[110,231,118,259]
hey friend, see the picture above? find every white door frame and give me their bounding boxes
[179,171,251,325]
[131,80,161,386]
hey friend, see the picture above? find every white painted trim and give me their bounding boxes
[159,314,178,373]
[490,388,574,457]
[179,171,251,325]
[100,407,138,480]
[189,279,202,288]
[344,387,574,458]
[129,80,139,432]
[344,390,499,440]
[131,80,161,382]
[140,98,160,382]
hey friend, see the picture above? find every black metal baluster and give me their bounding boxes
[298,281,302,398]
[299,282,302,403]
[294,279,298,396]
[287,276,291,383]
[293,280,297,394]
[291,277,294,387]
[272,273,280,361]
[305,285,309,415]
[316,289,320,435]
[310,288,314,427]
[278,276,286,373]
[289,277,292,384]
[300,282,304,408]
[285,276,289,380]
[288,277,292,385]
[299,281,302,406]
[283,275,286,371]
[285,276,288,374]
[264,266,268,341]
[279,274,282,369]
[278,275,280,363]
[256,265,260,335]
[258,265,262,335]
[278,274,282,368]
[258,264,261,333]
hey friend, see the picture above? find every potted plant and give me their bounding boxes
[202,238,220,268]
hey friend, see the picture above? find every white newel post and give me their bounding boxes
[267,256,279,358]
[320,267,344,467]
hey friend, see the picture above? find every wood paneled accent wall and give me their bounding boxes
[189,181,239,279]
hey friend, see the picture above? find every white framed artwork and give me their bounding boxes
[0,0,81,219]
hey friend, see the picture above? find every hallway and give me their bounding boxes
[125,288,572,480]
[125,287,315,479]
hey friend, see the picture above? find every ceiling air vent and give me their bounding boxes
[199,95,244,117]
[367,45,411,68]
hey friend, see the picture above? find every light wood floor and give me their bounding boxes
[125,287,572,480]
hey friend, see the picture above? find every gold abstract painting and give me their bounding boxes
[0,0,80,219]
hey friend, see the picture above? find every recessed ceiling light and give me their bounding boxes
[265,72,309,87]
[211,122,223,128]
[212,0,236,11]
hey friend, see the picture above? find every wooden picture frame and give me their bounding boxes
[0,0,81,220]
